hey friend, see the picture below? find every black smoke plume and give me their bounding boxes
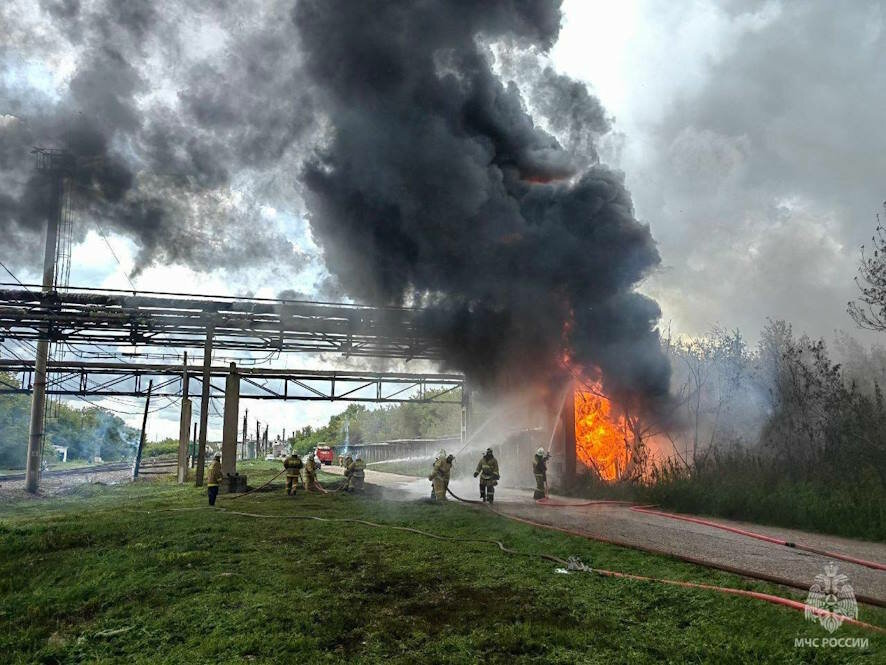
[1,0,313,275]
[294,0,670,404]
[1,0,671,409]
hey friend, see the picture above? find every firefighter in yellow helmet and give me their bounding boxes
[473,447,499,504]
[428,449,453,501]
[207,454,223,506]
[345,454,366,492]
[304,453,320,492]
[533,447,551,500]
[283,451,303,496]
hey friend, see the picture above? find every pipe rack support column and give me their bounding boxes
[176,352,190,483]
[177,400,192,483]
[221,362,239,477]
[195,326,214,486]
[241,410,248,460]
[561,383,576,487]
[460,382,471,446]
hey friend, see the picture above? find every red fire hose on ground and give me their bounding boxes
[216,472,885,632]
[534,497,633,508]
[440,487,885,631]
[627,506,886,572]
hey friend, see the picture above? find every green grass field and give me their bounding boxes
[0,461,882,664]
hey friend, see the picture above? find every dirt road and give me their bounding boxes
[327,465,886,606]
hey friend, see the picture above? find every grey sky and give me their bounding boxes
[554,0,885,343]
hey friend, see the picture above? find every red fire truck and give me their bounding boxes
[315,445,334,465]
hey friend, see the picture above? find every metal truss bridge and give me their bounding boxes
[0,360,463,403]
[0,285,445,360]
[0,282,467,492]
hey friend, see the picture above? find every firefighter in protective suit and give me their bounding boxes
[283,452,303,495]
[428,450,452,501]
[304,453,320,492]
[473,448,499,504]
[533,447,551,500]
[207,454,223,506]
[345,454,366,492]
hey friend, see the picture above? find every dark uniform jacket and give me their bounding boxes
[284,455,303,477]
[533,454,548,479]
[475,455,499,481]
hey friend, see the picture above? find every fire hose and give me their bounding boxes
[218,472,885,630]
[443,486,885,628]
[222,469,347,500]
[627,506,886,572]
[531,500,886,572]
[223,469,286,500]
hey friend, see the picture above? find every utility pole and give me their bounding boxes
[241,409,248,460]
[256,421,261,457]
[132,380,153,479]
[195,326,214,486]
[26,148,72,493]
[191,422,197,468]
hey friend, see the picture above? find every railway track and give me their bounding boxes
[0,458,178,482]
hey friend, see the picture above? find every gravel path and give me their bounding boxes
[327,465,886,606]
[0,461,175,500]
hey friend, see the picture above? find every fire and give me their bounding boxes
[574,387,629,481]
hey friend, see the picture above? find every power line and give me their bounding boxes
[0,259,35,295]
[93,223,137,292]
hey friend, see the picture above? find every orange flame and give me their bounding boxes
[574,387,629,481]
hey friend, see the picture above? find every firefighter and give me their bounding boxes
[283,452,303,495]
[207,454,223,506]
[473,447,499,504]
[345,454,366,492]
[304,453,319,492]
[445,453,455,496]
[428,450,452,501]
[533,447,551,500]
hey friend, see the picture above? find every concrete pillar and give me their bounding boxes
[460,382,471,447]
[221,362,239,477]
[560,384,576,487]
[176,352,190,483]
[177,399,191,483]
[195,326,214,486]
